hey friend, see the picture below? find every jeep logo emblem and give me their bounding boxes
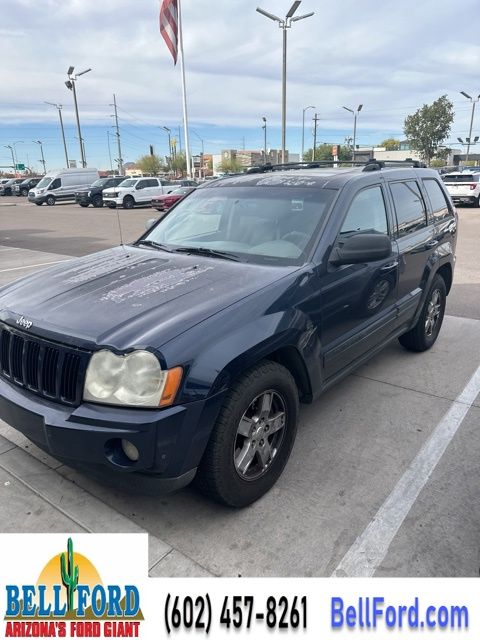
[16,315,32,330]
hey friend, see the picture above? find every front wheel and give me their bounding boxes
[21,188,28,197]
[35,202,43,206]
[196,361,299,507]
[92,194,103,208]
[79,203,89,208]
[123,195,135,210]
[398,274,446,352]
[46,195,55,206]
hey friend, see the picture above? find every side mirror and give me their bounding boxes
[330,233,392,266]
[145,218,157,230]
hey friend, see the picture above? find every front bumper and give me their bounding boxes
[0,376,226,493]
[452,195,477,204]
[28,194,46,204]
[103,196,122,208]
[75,193,92,205]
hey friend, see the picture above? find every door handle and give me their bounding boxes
[380,261,399,272]
[425,239,438,249]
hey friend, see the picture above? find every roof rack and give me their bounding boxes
[245,158,427,174]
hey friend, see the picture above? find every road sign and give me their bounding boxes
[15,163,25,170]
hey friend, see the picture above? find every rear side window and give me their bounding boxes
[422,179,450,221]
[443,174,480,183]
[340,185,389,236]
[389,181,427,238]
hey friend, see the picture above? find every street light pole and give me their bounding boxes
[460,91,480,165]
[262,117,267,162]
[106,131,113,173]
[301,105,315,160]
[162,126,172,171]
[342,104,363,162]
[33,140,47,174]
[4,146,15,172]
[65,66,91,168]
[191,130,204,180]
[45,102,69,168]
[256,2,314,164]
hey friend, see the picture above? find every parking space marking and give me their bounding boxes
[332,363,480,577]
[0,260,68,273]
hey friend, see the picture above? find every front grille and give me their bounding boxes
[0,323,89,406]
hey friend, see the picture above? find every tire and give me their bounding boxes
[195,361,299,508]
[46,195,55,206]
[79,203,89,208]
[475,196,480,208]
[123,195,135,210]
[92,194,103,208]
[21,188,28,197]
[398,274,446,352]
[35,202,43,206]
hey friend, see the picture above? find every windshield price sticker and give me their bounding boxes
[0,534,477,639]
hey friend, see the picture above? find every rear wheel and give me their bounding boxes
[123,195,135,210]
[35,202,43,206]
[79,203,89,208]
[46,195,55,206]
[398,274,446,352]
[196,361,299,507]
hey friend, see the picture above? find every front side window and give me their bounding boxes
[422,179,450,220]
[389,180,427,237]
[340,185,389,237]
[50,178,61,190]
[141,185,337,265]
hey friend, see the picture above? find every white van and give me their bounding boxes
[28,168,99,206]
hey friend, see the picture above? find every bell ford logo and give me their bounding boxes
[15,316,32,330]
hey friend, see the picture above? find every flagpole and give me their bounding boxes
[177,0,192,179]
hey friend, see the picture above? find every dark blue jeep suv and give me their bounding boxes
[0,162,457,507]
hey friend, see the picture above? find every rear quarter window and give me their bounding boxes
[389,180,427,238]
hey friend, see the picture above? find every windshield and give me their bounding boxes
[171,187,191,196]
[118,179,137,188]
[91,179,108,187]
[443,174,480,183]
[36,177,51,189]
[141,185,336,265]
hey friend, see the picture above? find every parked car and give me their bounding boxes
[75,176,127,208]
[151,186,196,212]
[28,169,99,206]
[0,178,25,196]
[13,177,42,197]
[442,171,480,206]
[102,177,174,209]
[171,179,198,187]
[0,161,457,507]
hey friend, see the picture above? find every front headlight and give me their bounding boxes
[38,189,45,194]
[83,349,182,408]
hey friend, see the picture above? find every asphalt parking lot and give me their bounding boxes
[0,196,479,577]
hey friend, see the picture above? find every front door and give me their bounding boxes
[319,184,400,379]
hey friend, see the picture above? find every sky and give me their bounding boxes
[1,0,479,172]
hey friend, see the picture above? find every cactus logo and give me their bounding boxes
[4,537,143,638]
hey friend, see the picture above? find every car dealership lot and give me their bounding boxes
[0,197,479,577]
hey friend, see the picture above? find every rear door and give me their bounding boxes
[386,178,435,328]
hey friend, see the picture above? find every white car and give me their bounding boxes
[442,171,480,207]
[102,177,173,209]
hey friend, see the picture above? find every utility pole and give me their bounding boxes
[107,131,113,173]
[65,66,91,168]
[45,102,69,168]
[110,94,124,176]
[262,117,267,162]
[311,113,320,161]
[33,141,47,174]
[460,91,480,165]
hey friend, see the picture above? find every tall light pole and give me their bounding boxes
[342,104,363,162]
[262,116,267,162]
[191,130,204,180]
[256,1,314,164]
[65,65,91,168]
[106,131,114,173]
[460,91,480,166]
[109,94,123,175]
[301,105,315,160]
[33,140,47,174]
[45,102,69,168]
[4,146,15,172]
[162,126,172,171]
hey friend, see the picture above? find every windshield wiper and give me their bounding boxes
[174,246,240,261]
[136,240,173,252]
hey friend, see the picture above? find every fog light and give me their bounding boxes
[121,439,139,462]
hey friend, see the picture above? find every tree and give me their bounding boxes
[136,154,164,175]
[170,152,187,175]
[379,138,401,150]
[403,95,454,166]
[303,144,351,163]
[217,157,243,173]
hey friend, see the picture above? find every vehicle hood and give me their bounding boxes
[0,246,297,351]
[103,186,132,195]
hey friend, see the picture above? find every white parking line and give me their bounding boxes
[332,363,480,577]
[0,260,68,273]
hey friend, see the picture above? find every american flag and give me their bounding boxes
[159,0,179,65]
